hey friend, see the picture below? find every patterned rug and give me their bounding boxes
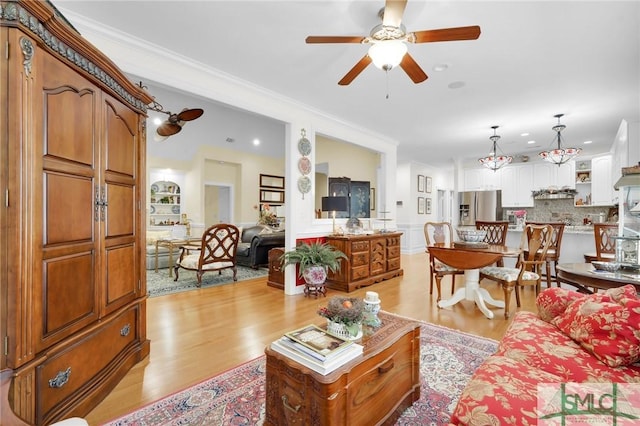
[102,322,497,425]
[146,267,268,298]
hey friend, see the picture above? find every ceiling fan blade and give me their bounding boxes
[400,53,428,84]
[156,122,182,137]
[411,26,481,43]
[306,36,366,44]
[176,108,204,121]
[382,0,408,27]
[338,55,372,86]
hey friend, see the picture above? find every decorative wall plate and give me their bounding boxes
[298,137,311,156]
[297,176,311,194]
[150,205,156,214]
[172,205,180,214]
[298,157,312,175]
[151,184,159,193]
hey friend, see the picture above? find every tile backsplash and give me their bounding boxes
[502,199,616,225]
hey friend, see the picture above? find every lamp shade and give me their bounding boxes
[368,40,408,70]
[321,196,349,212]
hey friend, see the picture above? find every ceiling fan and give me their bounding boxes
[305,0,481,85]
[140,82,204,141]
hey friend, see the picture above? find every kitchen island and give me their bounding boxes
[505,225,598,264]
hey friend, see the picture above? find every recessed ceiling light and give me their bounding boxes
[583,140,593,144]
[433,63,448,72]
[520,133,529,137]
[527,140,536,144]
[448,81,465,89]
[253,138,260,146]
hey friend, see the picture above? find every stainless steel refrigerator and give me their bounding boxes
[459,190,502,226]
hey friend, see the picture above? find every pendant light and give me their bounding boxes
[539,114,581,166]
[478,126,512,172]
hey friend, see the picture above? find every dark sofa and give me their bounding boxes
[236,225,285,269]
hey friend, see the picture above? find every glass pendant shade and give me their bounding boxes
[368,40,408,70]
[539,114,581,165]
[479,126,512,171]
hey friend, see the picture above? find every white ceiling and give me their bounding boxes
[54,0,640,167]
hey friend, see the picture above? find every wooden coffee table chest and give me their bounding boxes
[264,312,421,425]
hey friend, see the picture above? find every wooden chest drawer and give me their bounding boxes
[351,265,370,281]
[350,241,370,253]
[387,246,400,259]
[36,307,138,422]
[387,257,401,271]
[265,312,420,426]
[351,252,369,267]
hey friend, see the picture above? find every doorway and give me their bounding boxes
[204,183,233,226]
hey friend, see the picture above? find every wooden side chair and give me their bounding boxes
[174,223,241,286]
[525,221,565,288]
[475,221,509,266]
[424,222,464,302]
[480,224,553,318]
[583,223,618,262]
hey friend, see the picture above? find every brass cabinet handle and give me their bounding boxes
[48,367,71,388]
[281,395,301,413]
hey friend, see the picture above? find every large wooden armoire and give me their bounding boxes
[0,1,152,424]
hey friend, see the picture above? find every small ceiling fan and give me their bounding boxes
[306,0,481,85]
[140,82,204,141]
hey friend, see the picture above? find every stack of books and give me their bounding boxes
[271,324,364,375]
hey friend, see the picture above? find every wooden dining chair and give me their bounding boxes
[583,223,618,263]
[525,221,565,288]
[475,221,509,266]
[424,222,464,302]
[174,223,241,286]
[480,224,553,318]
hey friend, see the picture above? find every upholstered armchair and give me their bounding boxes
[236,225,285,269]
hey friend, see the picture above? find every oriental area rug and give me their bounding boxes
[146,267,268,298]
[102,322,498,425]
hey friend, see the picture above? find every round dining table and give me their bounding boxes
[428,243,521,319]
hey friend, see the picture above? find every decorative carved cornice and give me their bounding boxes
[1,1,152,112]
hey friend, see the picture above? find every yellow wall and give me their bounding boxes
[149,145,284,225]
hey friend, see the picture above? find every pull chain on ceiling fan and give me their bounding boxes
[305,0,481,85]
[140,82,204,141]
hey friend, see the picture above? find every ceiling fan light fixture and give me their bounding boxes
[539,114,581,166]
[368,40,407,70]
[479,125,512,172]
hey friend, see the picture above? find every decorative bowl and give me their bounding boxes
[456,227,487,243]
[592,261,621,273]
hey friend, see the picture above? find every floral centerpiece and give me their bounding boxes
[317,296,365,339]
[514,209,527,229]
[256,203,279,227]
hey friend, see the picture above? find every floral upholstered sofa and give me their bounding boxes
[450,285,640,425]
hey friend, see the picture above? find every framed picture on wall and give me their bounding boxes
[417,175,425,192]
[418,197,425,214]
[426,176,432,193]
[426,198,432,214]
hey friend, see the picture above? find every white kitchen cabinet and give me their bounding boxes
[533,161,575,190]
[463,167,502,191]
[501,164,534,207]
[591,155,614,205]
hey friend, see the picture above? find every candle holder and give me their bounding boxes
[363,291,382,328]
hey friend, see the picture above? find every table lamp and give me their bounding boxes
[321,196,349,234]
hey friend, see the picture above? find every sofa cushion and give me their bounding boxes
[552,286,640,368]
[241,225,269,243]
[449,355,562,426]
[146,230,171,245]
[236,242,251,257]
[536,287,588,323]
[496,311,640,382]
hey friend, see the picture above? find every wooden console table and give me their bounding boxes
[325,232,403,292]
[264,312,420,425]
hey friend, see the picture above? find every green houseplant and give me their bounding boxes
[280,241,347,284]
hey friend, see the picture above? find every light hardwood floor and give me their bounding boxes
[85,253,540,425]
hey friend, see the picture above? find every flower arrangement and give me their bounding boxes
[317,296,365,336]
[514,210,527,219]
[256,203,278,226]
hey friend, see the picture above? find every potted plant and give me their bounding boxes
[279,241,347,285]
